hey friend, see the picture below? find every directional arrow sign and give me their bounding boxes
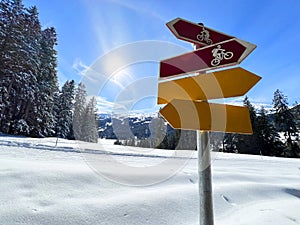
[158,67,261,104]
[159,99,253,134]
[167,17,234,46]
[159,38,256,79]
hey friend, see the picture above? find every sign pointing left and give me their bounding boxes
[159,99,253,134]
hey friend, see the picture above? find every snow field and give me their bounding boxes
[0,135,300,225]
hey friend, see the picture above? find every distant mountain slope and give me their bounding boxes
[97,106,300,140]
[98,113,160,139]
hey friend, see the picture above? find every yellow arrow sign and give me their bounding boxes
[158,67,261,104]
[159,99,253,134]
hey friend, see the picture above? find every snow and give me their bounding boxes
[0,134,300,225]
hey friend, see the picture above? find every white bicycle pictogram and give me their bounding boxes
[211,45,233,66]
[196,27,213,45]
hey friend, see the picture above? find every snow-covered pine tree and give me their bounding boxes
[0,0,18,132]
[235,96,260,155]
[222,133,238,153]
[175,129,196,150]
[0,0,38,135]
[150,113,167,148]
[256,106,283,156]
[82,96,98,143]
[273,89,298,157]
[19,5,43,136]
[0,0,12,131]
[32,26,59,137]
[55,80,75,139]
[73,82,87,141]
[0,1,59,137]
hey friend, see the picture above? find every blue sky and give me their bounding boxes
[23,0,300,113]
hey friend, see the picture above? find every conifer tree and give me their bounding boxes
[149,113,167,148]
[32,26,58,137]
[256,106,283,156]
[0,0,29,133]
[176,130,196,150]
[82,96,98,143]
[273,89,298,156]
[0,0,58,137]
[235,97,260,155]
[55,80,75,139]
[222,133,238,153]
[73,82,87,141]
[73,83,99,143]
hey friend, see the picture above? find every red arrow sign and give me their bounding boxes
[167,18,234,46]
[159,38,256,79]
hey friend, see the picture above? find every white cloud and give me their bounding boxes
[72,58,90,76]
[106,0,166,22]
[96,96,124,113]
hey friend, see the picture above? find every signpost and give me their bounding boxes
[160,39,256,79]
[157,18,261,225]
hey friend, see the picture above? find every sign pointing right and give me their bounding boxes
[159,38,256,79]
[158,67,261,104]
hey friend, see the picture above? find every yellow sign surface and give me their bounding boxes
[159,99,253,134]
[158,67,261,104]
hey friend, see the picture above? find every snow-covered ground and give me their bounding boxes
[0,134,300,225]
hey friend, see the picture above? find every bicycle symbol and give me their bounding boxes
[210,45,234,66]
[196,26,213,45]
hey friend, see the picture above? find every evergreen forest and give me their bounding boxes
[0,0,98,142]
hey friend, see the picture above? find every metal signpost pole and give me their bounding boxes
[194,40,214,225]
[197,130,214,225]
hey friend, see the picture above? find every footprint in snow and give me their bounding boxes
[189,178,195,184]
[285,216,298,223]
[221,194,236,206]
